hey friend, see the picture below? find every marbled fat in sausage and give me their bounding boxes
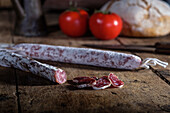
[92,76,111,90]
[72,76,96,88]
[0,50,67,84]
[108,73,124,88]
[13,43,142,70]
[72,74,124,90]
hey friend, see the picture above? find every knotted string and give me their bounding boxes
[140,58,168,69]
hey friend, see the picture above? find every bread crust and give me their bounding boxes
[101,0,170,37]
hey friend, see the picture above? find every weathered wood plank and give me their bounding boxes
[13,37,170,113]
[0,68,18,113]
[118,36,170,112]
[118,35,170,46]
[12,13,170,113]
[0,10,17,113]
[0,10,13,43]
[13,32,120,47]
[0,0,11,8]
[44,0,108,10]
[14,64,170,113]
[118,35,170,82]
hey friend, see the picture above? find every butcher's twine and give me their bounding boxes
[140,58,168,69]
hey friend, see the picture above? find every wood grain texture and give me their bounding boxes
[0,68,18,113]
[0,11,170,113]
[14,65,170,113]
[0,10,17,113]
[43,0,108,10]
[0,11,13,43]
[118,36,170,81]
[0,0,11,8]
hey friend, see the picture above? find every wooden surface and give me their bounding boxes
[0,10,170,113]
[0,0,11,8]
[44,0,108,10]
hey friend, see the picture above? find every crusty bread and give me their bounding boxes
[101,0,170,37]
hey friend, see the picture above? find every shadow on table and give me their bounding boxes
[0,61,143,86]
[0,67,56,86]
[40,60,142,72]
[0,67,16,86]
[118,34,170,39]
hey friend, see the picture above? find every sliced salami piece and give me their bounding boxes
[108,73,124,88]
[0,50,67,84]
[92,76,111,90]
[91,76,98,80]
[72,76,96,88]
[12,43,142,70]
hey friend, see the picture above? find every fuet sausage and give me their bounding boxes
[12,43,168,70]
[0,49,67,84]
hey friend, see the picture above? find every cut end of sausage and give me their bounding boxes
[108,73,124,88]
[55,69,67,84]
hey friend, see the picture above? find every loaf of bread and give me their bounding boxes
[101,0,170,37]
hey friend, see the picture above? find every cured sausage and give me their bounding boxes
[71,73,124,90]
[13,43,168,70]
[108,73,124,88]
[92,76,111,90]
[72,76,96,88]
[0,49,67,84]
[13,43,142,70]
[72,76,111,90]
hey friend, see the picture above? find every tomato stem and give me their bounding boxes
[67,1,88,12]
[94,10,111,14]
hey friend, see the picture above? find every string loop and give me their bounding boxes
[140,58,168,69]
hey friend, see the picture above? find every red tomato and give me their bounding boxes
[89,12,122,40]
[59,9,89,37]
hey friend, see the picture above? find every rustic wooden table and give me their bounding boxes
[0,10,170,113]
